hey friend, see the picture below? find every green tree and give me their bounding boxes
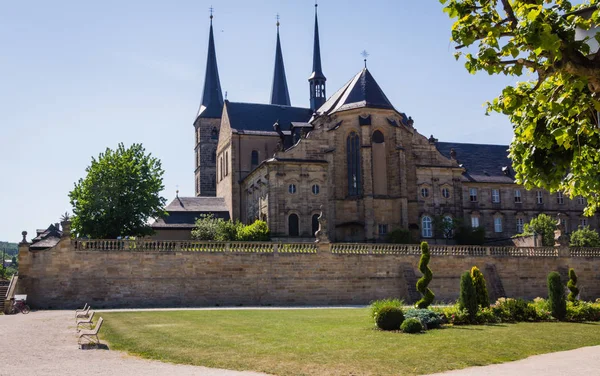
[441,1,600,216]
[459,271,478,322]
[548,271,567,321]
[471,266,490,309]
[11,256,17,267]
[416,242,435,309]
[69,143,167,239]
[518,214,556,246]
[570,226,600,247]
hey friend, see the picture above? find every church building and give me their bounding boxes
[155,5,599,243]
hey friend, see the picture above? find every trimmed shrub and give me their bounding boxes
[370,298,404,322]
[400,318,423,333]
[566,301,600,322]
[548,271,567,321]
[471,266,490,309]
[459,271,478,322]
[567,268,579,303]
[237,220,270,241]
[416,242,435,308]
[404,309,443,329]
[375,306,405,331]
[491,298,538,322]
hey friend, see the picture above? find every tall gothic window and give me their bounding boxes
[347,132,361,196]
[251,150,259,167]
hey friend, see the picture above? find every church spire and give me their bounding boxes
[197,9,224,119]
[309,3,326,111]
[270,16,291,106]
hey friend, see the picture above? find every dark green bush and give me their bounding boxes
[375,306,405,331]
[416,242,435,309]
[369,298,404,322]
[454,225,486,245]
[459,271,478,322]
[567,268,579,303]
[386,228,412,244]
[475,307,498,324]
[569,226,600,247]
[404,309,443,329]
[400,317,423,333]
[548,271,567,321]
[471,266,490,309]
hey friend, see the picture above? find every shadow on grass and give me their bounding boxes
[447,326,485,331]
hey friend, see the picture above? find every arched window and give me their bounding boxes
[372,130,387,195]
[288,214,299,237]
[211,149,216,164]
[211,127,218,140]
[443,216,454,238]
[422,216,432,238]
[251,150,259,167]
[312,214,320,237]
[225,151,229,176]
[211,175,216,190]
[347,132,361,196]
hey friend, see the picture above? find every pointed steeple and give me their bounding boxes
[270,16,291,106]
[197,11,224,119]
[309,3,326,111]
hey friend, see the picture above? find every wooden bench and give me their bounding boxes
[78,317,103,345]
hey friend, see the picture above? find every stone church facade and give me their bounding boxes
[187,5,598,243]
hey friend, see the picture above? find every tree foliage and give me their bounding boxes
[518,213,556,246]
[441,0,600,216]
[192,215,270,241]
[569,226,600,246]
[69,143,167,238]
[416,242,435,309]
[459,271,478,321]
[548,271,567,320]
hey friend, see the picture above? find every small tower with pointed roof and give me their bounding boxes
[309,3,326,111]
[194,9,224,197]
[270,16,291,106]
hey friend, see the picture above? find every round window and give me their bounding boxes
[312,184,320,195]
[288,184,297,194]
[421,188,429,198]
[442,188,450,198]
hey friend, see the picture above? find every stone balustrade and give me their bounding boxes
[69,239,600,257]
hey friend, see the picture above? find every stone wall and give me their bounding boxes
[17,239,600,309]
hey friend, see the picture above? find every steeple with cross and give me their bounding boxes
[309,1,327,111]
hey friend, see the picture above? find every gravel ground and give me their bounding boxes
[0,310,268,376]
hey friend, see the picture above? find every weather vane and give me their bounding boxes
[361,50,370,68]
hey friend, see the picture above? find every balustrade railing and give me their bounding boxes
[70,239,600,257]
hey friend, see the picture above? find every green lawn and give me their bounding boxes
[99,309,600,376]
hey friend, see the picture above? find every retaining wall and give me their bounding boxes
[17,239,600,309]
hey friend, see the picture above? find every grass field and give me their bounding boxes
[99,309,600,376]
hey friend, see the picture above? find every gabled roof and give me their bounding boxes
[436,142,515,183]
[31,223,62,250]
[197,18,224,119]
[270,25,291,106]
[165,196,229,212]
[316,68,395,115]
[152,196,230,229]
[225,102,312,132]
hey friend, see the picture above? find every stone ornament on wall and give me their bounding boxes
[315,205,329,243]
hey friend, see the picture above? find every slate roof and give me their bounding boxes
[31,223,62,250]
[436,142,515,183]
[151,196,230,229]
[197,18,224,119]
[270,26,291,106]
[316,68,395,115]
[226,102,313,132]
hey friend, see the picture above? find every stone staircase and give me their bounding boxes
[485,264,506,302]
[0,284,8,312]
[402,264,422,304]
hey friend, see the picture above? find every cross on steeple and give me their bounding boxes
[209,6,214,20]
[276,13,280,28]
[361,50,370,68]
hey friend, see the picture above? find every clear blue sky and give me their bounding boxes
[0,0,522,243]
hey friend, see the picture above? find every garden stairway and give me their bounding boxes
[485,264,506,302]
[402,264,422,304]
[0,285,8,312]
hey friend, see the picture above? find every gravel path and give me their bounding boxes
[0,310,268,376]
